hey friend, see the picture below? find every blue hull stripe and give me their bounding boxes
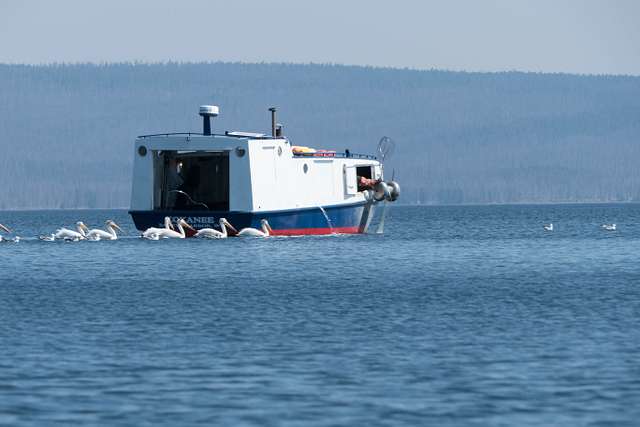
[129,202,373,235]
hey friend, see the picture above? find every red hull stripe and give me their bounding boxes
[270,226,361,236]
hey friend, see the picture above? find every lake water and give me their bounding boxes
[1,204,639,426]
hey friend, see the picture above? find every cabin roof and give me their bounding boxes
[136,132,377,160]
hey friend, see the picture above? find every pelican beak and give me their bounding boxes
[181,220,196,231]
[223,219,238,234]
[80,223,89,231]
[112,222,123,233]
[0,224,11,233]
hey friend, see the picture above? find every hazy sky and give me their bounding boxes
[1,0,639,75]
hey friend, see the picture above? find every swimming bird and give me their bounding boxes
[602,224,617,231]
[146,218,194,239]
[195,218,237,239]
[237,219,272,237]
[543,223,553,231]
[86,220,123,241]
[0,224,19,242]
[142,217,175,240]
[41,221,89,241]
[0,223,10,240]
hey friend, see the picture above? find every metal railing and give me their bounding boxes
[167,190,210,210]
[137,132,274,139]
[293,152,377,160]
[137,132,203,139]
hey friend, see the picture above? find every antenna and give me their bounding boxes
[377,136,396,162]
[269,107,277,137]
[199,105,219,135]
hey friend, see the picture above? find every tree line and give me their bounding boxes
[0,62,639,209]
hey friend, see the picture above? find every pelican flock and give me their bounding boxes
[142,217,270,240]
[86,220,123,241]
[195,218,237,239]
[0,217,628,243]
[237,219,272,237]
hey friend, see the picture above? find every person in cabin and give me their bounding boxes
[166,157,184,207]
[358,175,378,190]
[167,158,184,188]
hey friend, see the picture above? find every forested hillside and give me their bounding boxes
[0,62,639,209]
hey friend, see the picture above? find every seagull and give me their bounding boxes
[602,224,617,231]
[237,219,272,237]
[40,221,89,241]
[195,218,237,239]
[543,223,553,231]
[86,220,124,241]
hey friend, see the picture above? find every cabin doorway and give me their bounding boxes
[154,151,229,211]
[356,165,373,192]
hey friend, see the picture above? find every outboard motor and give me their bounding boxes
[373,180,400,202]
[374,137,400,202]
[373,182,391,202]
[387,181,400,201]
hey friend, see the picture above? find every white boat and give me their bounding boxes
[129,105,400,236]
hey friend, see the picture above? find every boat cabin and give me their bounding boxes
[130,108,382,215]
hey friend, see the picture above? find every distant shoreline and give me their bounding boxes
[1,62,638,208]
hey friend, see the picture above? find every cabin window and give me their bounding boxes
[154,151,229,211]
[356,166,373,192]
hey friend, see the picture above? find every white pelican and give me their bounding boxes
[195,218,237,239]
[237,219,272,237]
[142,217,175,240]
[602,224,617,231]
[543,223,553,231]
[0,224,19,243]
[0,223,10,240]
[146,218,194,239]
[86,220,123,241]
[41,221,89,241]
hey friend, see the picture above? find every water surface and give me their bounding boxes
[1,204,639,426]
